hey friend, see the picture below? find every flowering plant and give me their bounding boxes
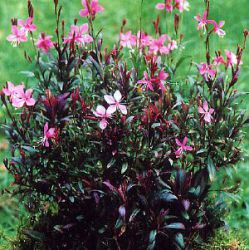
[1,0,248,249]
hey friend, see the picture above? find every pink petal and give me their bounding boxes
[204,113,211,123]
[15,84,25,95]
[107,105,117,114]
[12,98,25,108]
[156,3,166,10]
[147,82,154,91]
[159,70,169,81]
[160,46,170,55]
[175,138,182,146]
[209,108,214,114]
[137,80,148,85]
[47,128,55,137]
[80,23,89,33]
[96,105,106,116]
[79,9,89,17]
[7,35,16,42]
[3,88,11,96]
[158,34,167,44]
[159,82,167,93]
[96,5,104,12]
[104,95,115,105]
[82,0,87,6]
[44,122,49,134]
[219,21,225,28]
[26,98,36,106]
[83,34,93,43]
[25,89,33,98]
[217,29,226,37]
[114,90,122,102]
[194,15,201,22]
[203,101,209,112]
[206,19,216,26]
[175,148,182,156]
[99,119,108,130]
[118,104,127,115]
[198,107,205,114]
[185,146,193,151]
[44,139,49,147]
[182,137,188,146]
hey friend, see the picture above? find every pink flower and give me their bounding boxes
[175,137,193,157]
[149,35,170,55]
[198,100,214,123]
[7,25,28,45]
[137,31,152,48]
[213,55,226,66]
[120,31,137,48]
[225,50,237,66]
[137,72,154,91]
[36,33,54,53]
[93,105,112,130]
[198,63,216,80]
[167,39,178,52]
[156,69,169,93]
[18,17,37,33]
[104,90,127,115]
[2,82,24,99]
[156,0,173,12]
[209,20,226,37]
[225,50,242,67]
[175,0,190,12]
[43,122,56,147]
[64,24,93,45]
[194,11,208,31]
[80,0,104,17]
[11,89,36,108]
[138,70,169,93]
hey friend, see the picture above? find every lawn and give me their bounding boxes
[0,0,249,247]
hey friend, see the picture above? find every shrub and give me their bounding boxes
[1,0,248,249]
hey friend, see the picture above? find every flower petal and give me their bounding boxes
[96,105,106,115]
[107,105,117,114]
[114,90,122,102]
[99,119,108,130]
[104,95,115,105]
[118,104,127,115]
[156,3,166,10]
[203,101,209,112]
[182,137,188,146]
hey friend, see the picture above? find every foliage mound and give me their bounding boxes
[1,0,248,249]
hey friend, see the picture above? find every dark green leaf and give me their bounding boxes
[121,162,128,174]
[207,156,216,182]
[22,145,39,153]
[158,191,177,202]
[164,223,185,230]
[147,230,157,250]
[175,233,185,249]
[24,230,44,241]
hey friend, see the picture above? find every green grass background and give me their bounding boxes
[0,0,249,247]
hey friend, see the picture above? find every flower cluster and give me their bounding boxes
[120,31,178,55]
[138,68,169,93]
[7,17,36,45]
[80,0,104,18]
[156,0,190,12]
[64,24,93,45]
[1,0,247,249]
[194,10,225,37]
[2,81,35,108]
[197,49,243,81]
